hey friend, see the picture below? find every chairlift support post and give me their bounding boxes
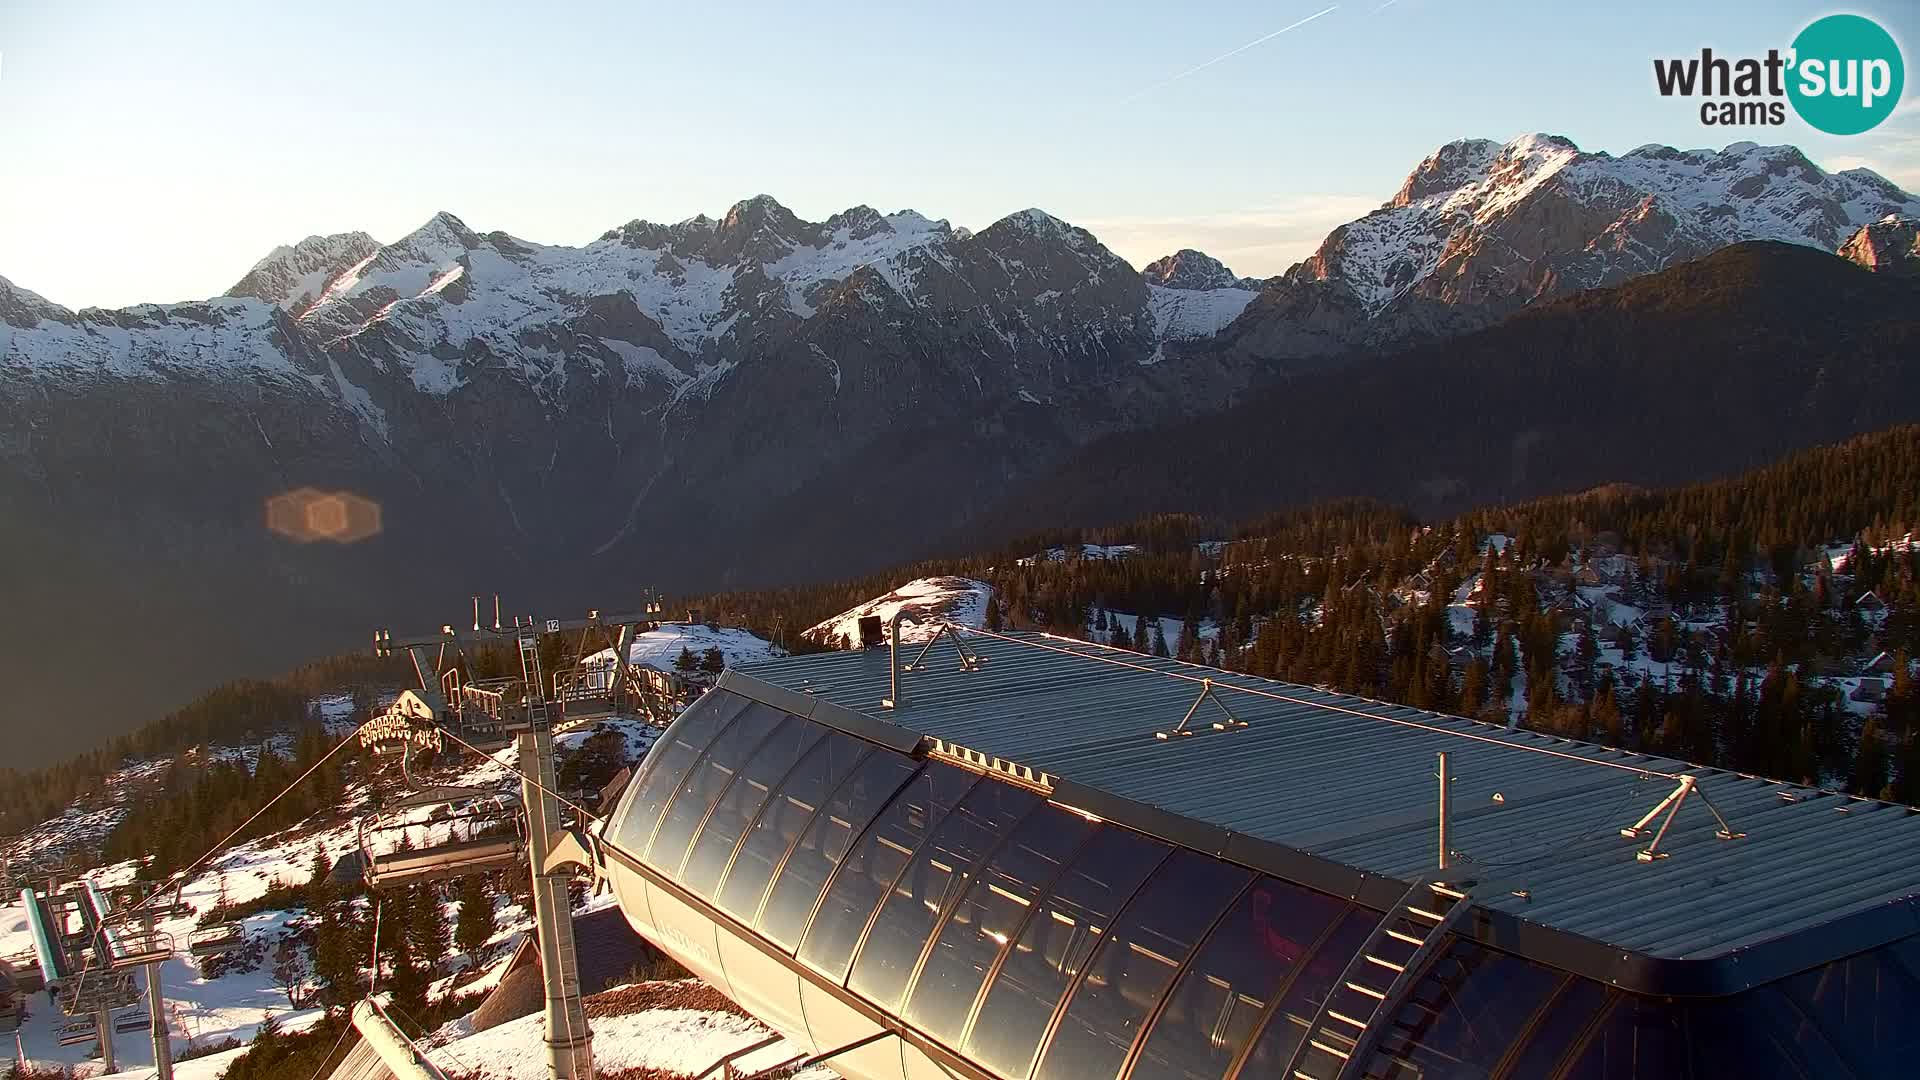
[93,1003,116,1073]
[514,623,593,1080]
[142,906,173,1080]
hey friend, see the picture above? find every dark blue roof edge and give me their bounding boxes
[715,670,1920,997]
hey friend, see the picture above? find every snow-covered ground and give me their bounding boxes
[806,576,994,646]
[1088,610,1217,655]
[427,986,827,1080]
[582,623,780,673]
[1016,543,1140,566]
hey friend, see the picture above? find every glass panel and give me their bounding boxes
[759,750,919,951]
[1360,939,1562,1080]
[1034,851,1251,1080]
[1560,994,1689,1080]
[904,803,1096,1047]
[646,702,785,873]
[1686,987,1843,1080]
[965,827,1170,1080]
[612,690,749,855]
[1129,877,1346,1080]
[850,780,1043,1011]
[798,761,982,981]
[716,729,870,925]
[680,718,823,900]
[1783,944,1920,1075]
[1496,976,1607,1080]
[1236,906,1376,1077]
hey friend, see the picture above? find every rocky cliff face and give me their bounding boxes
[1840,216,1920,275]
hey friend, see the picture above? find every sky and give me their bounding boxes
[1,0,1916,310]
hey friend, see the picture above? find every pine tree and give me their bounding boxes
[454,875,496,955]
[1855,719,1891,798]
[674,647,697,673]
[407,886,451,971]
[309,894,363,1007]
[308,845,332,891]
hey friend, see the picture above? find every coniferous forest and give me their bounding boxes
[684,424,1920,800]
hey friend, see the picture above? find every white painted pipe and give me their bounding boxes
[350,1000,448,1080]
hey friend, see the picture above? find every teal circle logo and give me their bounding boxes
[1787,14,1904,135]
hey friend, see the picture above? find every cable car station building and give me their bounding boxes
[598,630,1920,1079]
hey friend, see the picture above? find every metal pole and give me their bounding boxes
[1437,751,1450,872]
[144,911,172,1080]
[95,1004,116,1074]
[521,729,592,1080]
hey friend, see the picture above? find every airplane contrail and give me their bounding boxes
[1373,0,1403,12]
[1118,5,1341,105]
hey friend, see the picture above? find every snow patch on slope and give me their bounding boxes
[805,577,994,646]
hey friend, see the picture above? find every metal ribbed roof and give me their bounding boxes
[732,629,1920,973]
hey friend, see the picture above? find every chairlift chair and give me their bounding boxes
[187,922,246,959]
[56,969,139,1014]
[56,1018,96,1046]
[101,922,175,969]
[113,1006,153,1034]
[358,793,525,889]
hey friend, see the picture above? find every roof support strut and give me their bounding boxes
[1619,774,1744,861]
[1156,677,1245,740]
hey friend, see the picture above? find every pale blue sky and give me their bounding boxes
[1,0,1915,309]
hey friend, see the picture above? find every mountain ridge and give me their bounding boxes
[4,135,1917,760]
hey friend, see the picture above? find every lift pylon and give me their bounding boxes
[370,601,641,1080]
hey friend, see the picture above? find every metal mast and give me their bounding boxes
[515,623,593,1080]
[143,909,172,1080]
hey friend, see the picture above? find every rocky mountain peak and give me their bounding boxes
[227,232,382,312]
[823,204,891,240]
[1389,138,1501,208]
[1142,249,1259,291]
[989,208,1074,239]
[389,212,483,257]
[0,273,74,327]
[1840,215,1920,275]
[711,195,814,263]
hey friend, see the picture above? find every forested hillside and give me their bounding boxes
[690,425,1920,798]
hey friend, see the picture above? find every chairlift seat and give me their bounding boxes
[57,1019,95,1046]
[365,834,524,888]
[103,925,174,969]
[188,924,246,958]
[113,1008,153,1033]
[391,784,497,812]
[57,972,138,1013]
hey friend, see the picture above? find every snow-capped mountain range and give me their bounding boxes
[3,134,1916,743]
[1221,136,1920,361]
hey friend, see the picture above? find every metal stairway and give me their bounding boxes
[1283,875,1478,1080]
[518,629,552,732]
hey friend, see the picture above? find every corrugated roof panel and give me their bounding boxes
[733,630,1920,968]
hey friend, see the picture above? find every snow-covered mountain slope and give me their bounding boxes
[1223,134,1920,361]
[1323,135,1918,311]
[804,576,994,646]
